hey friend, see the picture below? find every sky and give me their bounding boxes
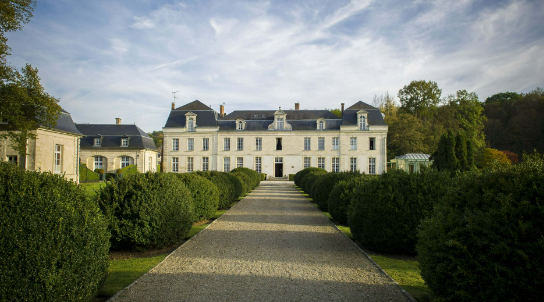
[5,0,544,132]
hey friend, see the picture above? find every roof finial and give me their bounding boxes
[279,106,281,111]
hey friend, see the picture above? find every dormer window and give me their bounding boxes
[94,138,101,147]
[317,118,325,130]
[236,119,245,130]
[188,118,194,132]
[277,118,284,130]
[268,107,291,131]
[121,138,128,147]
[357,110,368,131]
[185,112,197,132]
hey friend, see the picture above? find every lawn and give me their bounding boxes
[80,182,105,197]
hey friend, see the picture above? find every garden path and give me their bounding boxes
[108,181,409,302]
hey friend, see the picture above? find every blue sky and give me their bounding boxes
[5,0,544,132]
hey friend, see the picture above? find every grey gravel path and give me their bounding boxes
[109,181,409,302]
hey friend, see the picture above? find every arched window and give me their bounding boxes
[359,115,366,130]
[318,121,324,130]
[187,118,194,132]
[237,121,243,130]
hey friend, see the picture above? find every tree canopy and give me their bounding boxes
[398,80,442,119]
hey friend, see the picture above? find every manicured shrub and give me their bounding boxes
[195,171,236,208]
[300,170,328,195]
[95,168,105,174]
[230,167,261,189]
[231,171,251,195]
[417,153,544,302]
[288,174,295,181]
[260,173,266,181]
[0,163,109,301]
[80,163,100,182]
[328,176,370,224]
[98,172,194,249]
[311,171,361,211]
[175,173,219,221]
[294,167,326,187]
[348,169,452,255]
[119,164,138,178]
[225,172,243,199]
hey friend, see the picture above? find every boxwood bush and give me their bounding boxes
[175,173,219,222]
[98,172,194,249]
[231,171,251,195]
[348,169,452,255]
[230,167,261,189]
[328,176,370,224]
[311,171,361,211]
[195,171,237,208]
[300,170,328,195]
[0,163,109,301]
[225,172,243,199]
[294,167,326,187]
[79,163,100,182]
[417,154,544,301]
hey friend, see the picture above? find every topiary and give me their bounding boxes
[300,170,328,195]
[231,171,251,195]
[312,171,361,211]
[348,169,452,255]
[98,172,194,249]
[294,167,326,187]
[195,171,236,208]
[230,167,261,189]
[175,173,219,222]
[328,176,369,224]
[0,163,109,301]
[417,153,544,302]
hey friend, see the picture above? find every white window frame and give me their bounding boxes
[237,138,243,151]
[332,157,340,172]
[318,157,325,169]
[94,138,101,147]
[277,118,284,130]
[121,156,130,168]
[350,158,357,172]
[304,137,311,151]
[318,137,325,151]
[187,157,193,172]
[359,115,366,130]
[187,138,194,151]
[121,138,128,147]
[369,158,376,174]
[54,145,62,173]
[224,157,230,172]
[255,157,262,173]
[203,138,209,151]
[255,137,262,151]
[350,137,357,150]
[172,157,179,172]
[318,120,324,130]
[187,118,194,132]
[202,157,209,171]
[94,156,103,170]
[332,137,339,150]
[237,121,244,130]
[237,157,243,168]
[172,138,179,151]
[224,138,230,151]
[304,157,311,169]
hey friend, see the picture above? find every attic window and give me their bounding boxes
[359,116,366,130]
[237,120,244,130]
[253,114,258,118]
[277,118,284,130]
[121,138,128,147]
[187,118,195,132]
[94,138,101,147]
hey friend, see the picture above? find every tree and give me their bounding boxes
[148,131,163,148]
[484,91,522,105]
[445,90,486,149]
[431,130,460,172]
[329,108,342,118]
[475,148,511,169]
[0,1,35,77]
[398,80,442,119]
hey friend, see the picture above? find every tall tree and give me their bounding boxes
[329,108,342,118]
[431,130,460,172]
[455,131,468,171]
[0,1,35,77]
[445,90,486,149]
[398,80,442,119]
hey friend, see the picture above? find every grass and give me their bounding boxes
[80,182,105,197]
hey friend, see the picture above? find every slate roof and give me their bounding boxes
[175,100,213,111]
[346,101,378,110]
[76,124,157,150]
[0,109,82,136]
[164,110,218,128]
[221,110,338,121]
[395,153,431,160]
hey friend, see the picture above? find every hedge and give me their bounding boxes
[175,173,219,222]
[417,154,544,301]
[348,169,452,255]
[225,172,243,199]
[195,171,237,208]
[0,163,109,301]
[311,171,361,211]
[288,174,295,181]
[230,167,261,189]
[79,163,100,182]
[328,176,370,224]
[294,167,326,187]
[300,170,328,195]
[231,171,251,195]
[119,164,138,178]
[98,172,194,249]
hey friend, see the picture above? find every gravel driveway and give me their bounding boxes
[109,181,410,302]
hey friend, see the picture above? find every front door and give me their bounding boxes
[275,157,283,177]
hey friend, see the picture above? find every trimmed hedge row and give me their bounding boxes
[294,167,326,187]
[230,167,261,190]
[231,171,251,195]
[417,154,544,301]
[311,171,361,211]
[328,176,370,224]
[79,163,100,182]
[195,171,236,208]
[300,170,327,194]
[98,172,194,250]
[0,163,109,301]
[176,173,219,222]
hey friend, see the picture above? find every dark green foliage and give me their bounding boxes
[119,164,138,178]
[225,172,243,199]
[175,173,219,222]
[431,129,460,172]
[79,163,100,182]
[94,168,105,174]
[466,137,476,169]
[260,173,266,181]
[288,174,295,181]
[195,171,236,208]
[417,153,544,301]
[312,171,361,211]
[0,163,109,301]
[98,172,194,250]
[328,176,369,224]
[294,167,326,187]
[231,172,251,195]
[301,170,328,195]
[348,169,452,255]
[455,131,468,170]
[230,167,261,189]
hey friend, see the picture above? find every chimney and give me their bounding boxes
[172,102,175,110]
[115,118,121,125]
[220,104,225,117]
[341,103,345,117]
[295,103,300,110]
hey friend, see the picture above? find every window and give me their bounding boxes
[224,157,230,172]
[94,138,101,147]
[256,137,262,151]
[332,137,339,150]
[224,138,230,151]
[202,157,209,171]
[318,137,325,150]
[172,138,179,151]
[369,138,375,150]
[7,155,17,165]
[121,156,130,168]
[318,157,325,169]
[350,158,357,172]
[277,118,284,130]
[369,158,376,174]
[187,138,194,151]
[94,156,103,170]
[304,157,311,169]
[350,137,357,150]
[409,164,414,173]
[203,138,209,151]
[237,138,243,151]
[187,118,194,132]
[54,145,62,173]
[304,137,311,151]
[187,157,193,172]
[332,157,340,172]
[359,115,366,130]
[121,138,128,147]
[237,157,243,168]
[255,157,262,173]
[172,157,179,172]
[237,121,243,130]
[318,120,324,130]
[276,138,282,150]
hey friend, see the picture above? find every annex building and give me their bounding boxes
[162,100,387,177]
